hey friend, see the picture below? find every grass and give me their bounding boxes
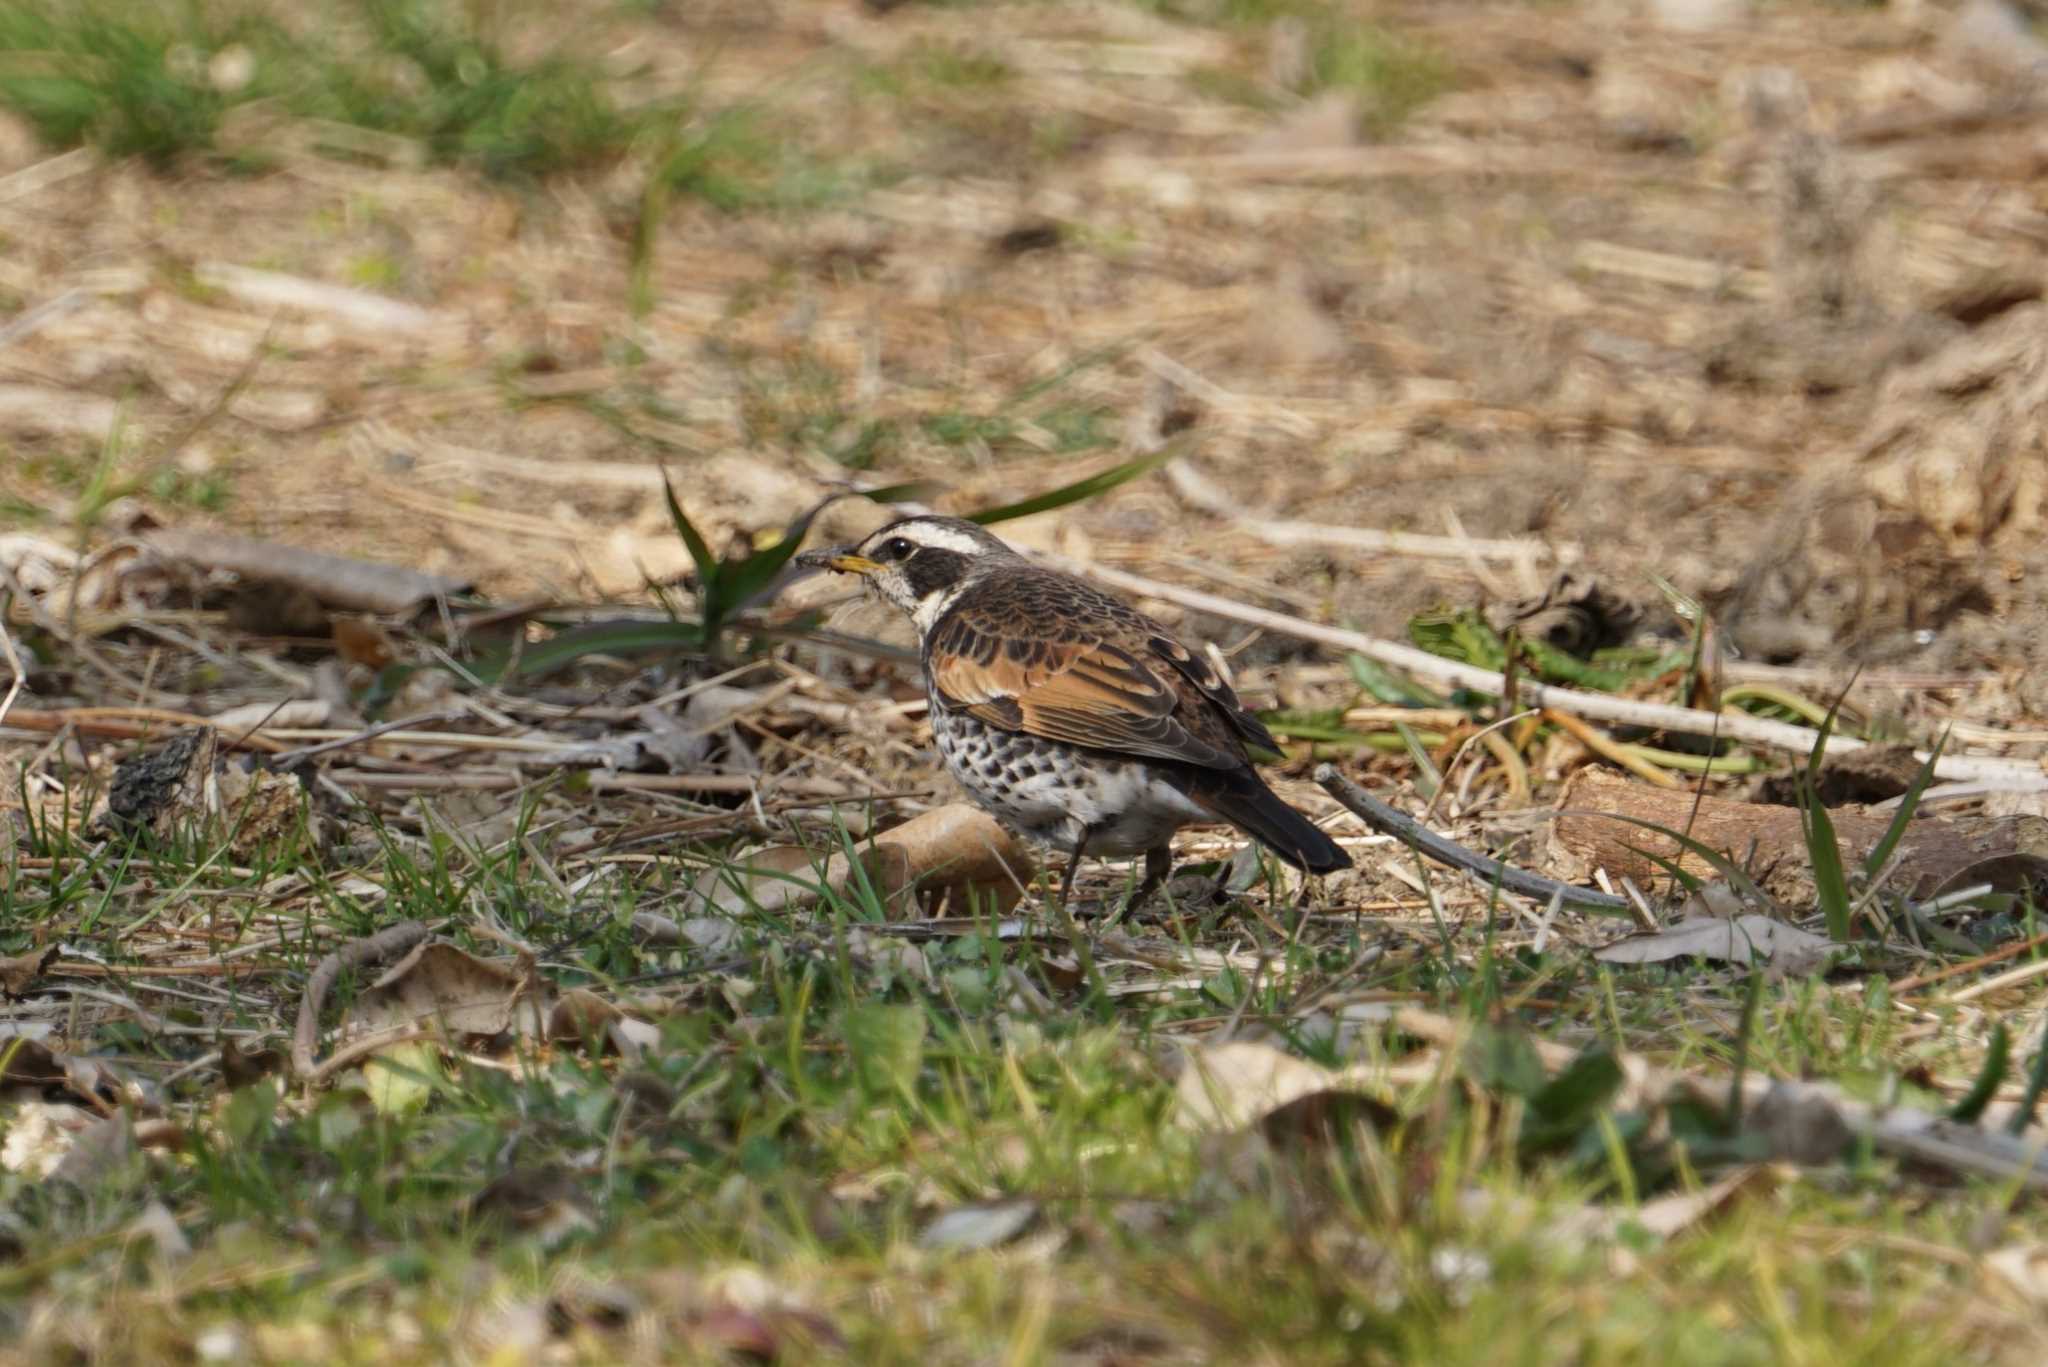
[0,751,2038,1360]
[0,0,668,181]
[1157,0,1454,133]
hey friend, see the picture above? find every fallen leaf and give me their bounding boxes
[145,528,471,614]
[364,1038,442,1117]
[344,940,545,1040]
[0,1027,66,1086]
[548,989,620,1049]
[218,1036,286,1089]
[687,804,1038,919]
[1174,1039,1434,1136]
[331,616,399,669]
[918,1200,1039,1251]
[1593,914,1836,969]
[0,945,56,998]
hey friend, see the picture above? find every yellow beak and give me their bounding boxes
[797,547,884,575]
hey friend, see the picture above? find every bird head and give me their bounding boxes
[797,516,1015,629]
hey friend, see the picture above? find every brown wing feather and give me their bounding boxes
[926,583,1246,771]
[1141,633,1282,755]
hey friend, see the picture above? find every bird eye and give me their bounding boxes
[883,537,915,560]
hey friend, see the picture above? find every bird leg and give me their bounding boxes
[1130,844,1174,908]
[1055,836,1088,908]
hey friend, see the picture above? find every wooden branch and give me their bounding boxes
[1550,768,2046,907]
[1314,764,1630,912]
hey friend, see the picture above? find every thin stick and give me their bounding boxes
[1314,764,1631,912]
[0,616,23,729]
[1,706,288,752]
[1892,931,2048,995]
[322,769,897,798]
[1048,555,2045,789]
[292,919,438,1081]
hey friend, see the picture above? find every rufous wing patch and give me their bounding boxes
[927,624,1238,770]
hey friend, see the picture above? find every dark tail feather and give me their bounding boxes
[1193,771,1351,874]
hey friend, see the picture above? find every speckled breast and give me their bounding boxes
[926,692,1206,856]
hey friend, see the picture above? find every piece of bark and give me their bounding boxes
[1747,742,1927,807]
[1550,767,2048,905]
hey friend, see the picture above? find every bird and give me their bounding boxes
[796,516,1351,904]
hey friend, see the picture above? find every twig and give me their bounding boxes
[322,769,900,797]
[0,287,89,354]
[1,707,287,752]
[1047,555,2048,790]
[1944,956,2048,1007]
[0,615,23,730]
[264,709,467,766]
[292,919,438,1081]
[1892,931,2048,996]
[1314,764,1631,912]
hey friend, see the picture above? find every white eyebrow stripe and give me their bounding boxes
[869,522,1000,557]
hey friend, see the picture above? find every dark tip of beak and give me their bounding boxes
[794,547,843,571]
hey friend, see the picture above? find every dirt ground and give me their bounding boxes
[6,0,2048,679]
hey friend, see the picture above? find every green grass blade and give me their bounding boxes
[2008,1033,2048,1137]
[1394,721,1442,800]
[1620,841,1704,896]
[1862,729,1948,881]
[1347,652,1445,706]
[965,447,1177,526]
[1801,787,1853,943]
[660,470,724,626]
[1949,1023,2010,1124]
[504,619,704,678]
[718,495,845,613]
[1804,670,1861,786]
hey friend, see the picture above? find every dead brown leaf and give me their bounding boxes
[0,944,56,998]
[1592,915,1837,970]
[1174,1038,1436,1137]
[344,940,546,1041]
[688,803,1037,919]
[331,616,399,669]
